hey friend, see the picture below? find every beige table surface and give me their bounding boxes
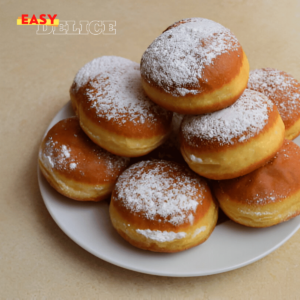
[2,0,300,299]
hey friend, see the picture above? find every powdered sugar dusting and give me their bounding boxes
[193,226,207,238]
[247,68,300,124]
[136,229,186,242]
[40,118,130,176]
[115,160,206,225]
[190,155,203,163]
[69,163,77,170]
[182,89,273,146]
[188,213,194,225]
[73,56,122,91]
[141,18,240,96]
[243,191,288,205]
[176,88,199,97]
[97,151,130,179]
[41,140,77,171]
[61,145,70,158]
[76,56,170,125]
[238,209,276,217]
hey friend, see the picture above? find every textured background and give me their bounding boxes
[1,0,300,299]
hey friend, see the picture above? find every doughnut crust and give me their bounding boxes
[247,68,300,140]
[180,89,285,180]
[70,56,173,157]
[140,18,249,114]
[39,117,130,201]
[110,160,218,252]
[213,140,300,227]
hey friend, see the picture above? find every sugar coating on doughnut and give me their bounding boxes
[182,89,274,146]
[41,130,129,179]
[141,18,240,96]
[114,160,208,225]
[135,229,186,242]
[247,68,300,123]
[74,56,169,125]
[73,56,122,92]
[241,191,288,206]
[42,139,76,171]
[192,226,207,237]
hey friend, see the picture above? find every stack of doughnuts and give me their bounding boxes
[39,17,300,253]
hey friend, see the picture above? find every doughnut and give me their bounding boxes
[247,68,300,140]
[213,140,300,227]
[109,160,218,252]
[140,18,249,115]
[70,56,173,157]
[39,117,130,201]
[180,89,285,180]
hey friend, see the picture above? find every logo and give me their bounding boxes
[17,14,59,26]
[37,20,116,35]
[17,15,116,35]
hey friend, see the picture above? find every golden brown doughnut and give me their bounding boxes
[70,56,173,157]
[180,89,285,180]
[39,117,130,201]
[247,68,300,140]
[213,140,300,227]
[140,18,249,115]
[109,160,218,252]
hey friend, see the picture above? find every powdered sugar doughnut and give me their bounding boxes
[39,117,130,201]
[141,18,249,114]
[70,56,173,157]
[247,68,300,140]
[109,160,218,252]
[180,89,285,180]
[213,140,300,227]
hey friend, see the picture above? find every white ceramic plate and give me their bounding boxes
[38,101,300,277]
